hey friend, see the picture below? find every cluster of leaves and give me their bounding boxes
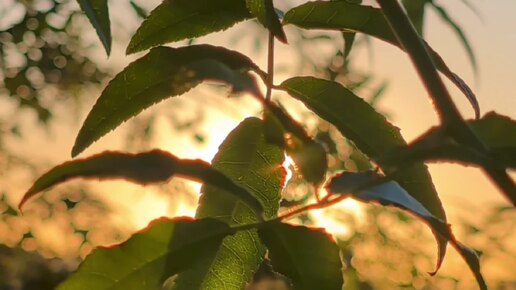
[0,0,108,122]
[16,0,516,290]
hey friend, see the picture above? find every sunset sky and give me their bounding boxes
[1,0,515,286]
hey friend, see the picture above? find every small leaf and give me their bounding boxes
[2,205,19,216]
[281,76,448,269]
[57,217,232,290]
[262,102,328,187]
[173,118,286,290]
[284,1,480,118]
[72,45,262,157]
[246,0,287,43]
[76,0,111,55]
[127,0,252,54]
[20,150,264,216]
[258,221,343,290]
[327,171,487,290]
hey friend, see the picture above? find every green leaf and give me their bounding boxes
[401,0,426,35]
[327,171,487,290]
[280,76,448,270]
[127,0,252,54]
[76,0,111,55]
[20,150,264,217]
[262,102,328,187]
[246,0,287,43]
[258,221,343,290]
[57,217,233,290]
[283,1,480,118]
[280,77,401,161]
[72,45,262,157]
[429,1,477,72]
[173,118,285,290]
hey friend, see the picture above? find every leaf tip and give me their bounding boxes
[125,42,138,55]
[17,191,34,212]
[71,144,83,158]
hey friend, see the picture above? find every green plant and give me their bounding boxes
[18,0,516,289]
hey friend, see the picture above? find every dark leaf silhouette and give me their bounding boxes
[77,0,111,55]
[20,150,264,216]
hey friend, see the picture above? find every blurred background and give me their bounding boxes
[0,0,515,289]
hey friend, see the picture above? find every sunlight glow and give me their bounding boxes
[309,208,352,238]
[282,155,294,186]
[306,188,365,238]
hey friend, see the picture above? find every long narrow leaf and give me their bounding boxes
[20,150,264,216]
[76,0,111,55]
[281,76,448,271]
[283,1,480,118]
[127,0,252,54]
[72,45,262,157]
[57,217,232,290]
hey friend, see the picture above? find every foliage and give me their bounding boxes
[0,0,108,123]
[8,0,516,289]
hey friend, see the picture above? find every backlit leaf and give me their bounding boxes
[246,0,287,43]
[281,76,448,270]
[284,1,480,118]
[72,45,262,157]
[76,0,111,55]
[258,221,343,290]
[327,171,487,290]
[20,150,264,216]
[263,102,328,187]
[127,0,252,54]
[57,217,232,290]
[173,118,285,290]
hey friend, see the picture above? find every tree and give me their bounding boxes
[5,0,516,289]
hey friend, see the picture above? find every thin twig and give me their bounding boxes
[265,31,275,102]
